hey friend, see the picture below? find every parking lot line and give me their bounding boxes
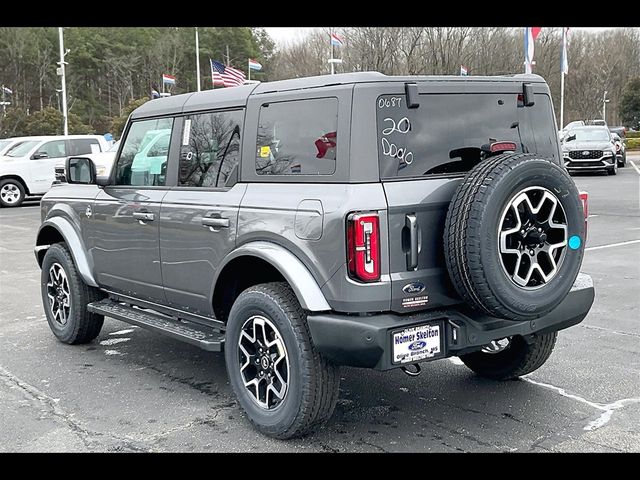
[585,239,640,252]
[630,160,640,175]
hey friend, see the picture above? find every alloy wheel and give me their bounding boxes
[46,263,71,325]
[0,183,21,205]
[498,187,568,289]
[238,315,289,410]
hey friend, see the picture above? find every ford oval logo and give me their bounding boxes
[403,282,425,294]
[408,340,427,351]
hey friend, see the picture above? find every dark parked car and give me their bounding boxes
[611,132,626,167]
[35,72,594,439]
[562,126,618,175]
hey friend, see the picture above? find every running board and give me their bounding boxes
[88,299,224,351]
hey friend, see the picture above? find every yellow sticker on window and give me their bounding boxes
[259,146,271,158]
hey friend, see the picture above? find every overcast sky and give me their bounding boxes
[264,27,613,46]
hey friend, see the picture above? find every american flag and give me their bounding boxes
[210,59,246,88]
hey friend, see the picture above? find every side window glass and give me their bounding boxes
[256,98,338,176]
[114,118,174,186]
[34,140,67,159]
[69,139,99,156]
[178,110,243,188]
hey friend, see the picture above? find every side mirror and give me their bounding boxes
[66,157,96,185]
[32,152,49,160]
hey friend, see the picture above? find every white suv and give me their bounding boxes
[0,135,109,207]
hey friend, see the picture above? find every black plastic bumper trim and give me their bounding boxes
[307,273,595,370]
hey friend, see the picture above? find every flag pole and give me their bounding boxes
[560,70,565,129]
[331,31,335,75]
[195,27,201,92]
[560,28,566,129]
[524,27,529,74]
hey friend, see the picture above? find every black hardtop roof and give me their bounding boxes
[130,71,545,119]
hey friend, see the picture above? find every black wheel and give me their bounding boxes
[607,161,618,175]
[459,332,557,380]
[0,178,26,207]
[41,243,104,344]
[225,282,340,439]
[444,153,585,321]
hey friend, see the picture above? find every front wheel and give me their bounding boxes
[459,332,557,380]
[607,161,618,175]
[225,282,340,439]
[0,179,25,207]
[618,153,626,167]
[41,243,104,344]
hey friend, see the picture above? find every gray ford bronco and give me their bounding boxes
[35,72,595,439]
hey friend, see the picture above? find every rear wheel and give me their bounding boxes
[225,282,340,439]
[459,332,557,380]
[41,243,104,344]
[0,179,25,207]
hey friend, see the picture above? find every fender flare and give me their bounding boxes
[35,216,98,287]
[216,241,331,312]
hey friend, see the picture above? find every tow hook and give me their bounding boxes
[401,363,421,377]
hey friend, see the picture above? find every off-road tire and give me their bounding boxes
[225,282,340,439]
[459,332,557,380]
[41,243,104,344]
[444,153,585,321]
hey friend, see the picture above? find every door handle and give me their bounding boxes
[202,217,230,229]
[405,214,419,271]
[133,211,155,222]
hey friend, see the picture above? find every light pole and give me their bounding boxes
[602,90,610,123]
[57,27,70,135]
[195,27,201,92]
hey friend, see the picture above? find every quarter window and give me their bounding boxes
[256,98,338,176]
[114,118,174,186]
[178,110,243,188]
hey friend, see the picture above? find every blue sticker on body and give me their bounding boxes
[569,235,581,250]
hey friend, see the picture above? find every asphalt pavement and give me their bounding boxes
[1,155,638,452]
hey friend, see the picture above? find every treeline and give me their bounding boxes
[0,27,273,136]
[1,27,639,138]
[272,27,640,127]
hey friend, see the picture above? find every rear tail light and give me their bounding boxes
[579,191,589,241]
[490,141,517,153]
[347,212,380,282]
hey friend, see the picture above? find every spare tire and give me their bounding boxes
[444,153,585,321]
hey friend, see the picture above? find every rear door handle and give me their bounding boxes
[202,217,230,229]
[405,214,418,270]
[133,211,155,222]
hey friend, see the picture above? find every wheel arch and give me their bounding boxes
[35,216,98,287]
[212,241,331,322]
[0,174,30,195]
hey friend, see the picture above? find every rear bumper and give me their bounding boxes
[307,273,594,371]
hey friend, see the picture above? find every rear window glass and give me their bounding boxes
[377,93,559,178]
[69,138,100,156]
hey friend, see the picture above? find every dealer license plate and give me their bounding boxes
[392,323,442,364]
